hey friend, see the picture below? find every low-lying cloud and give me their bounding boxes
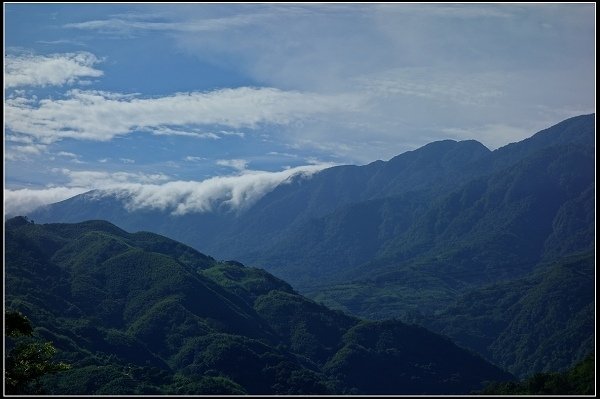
[4,187,89,217]
[115,164,330,215]
[4,164,333,217]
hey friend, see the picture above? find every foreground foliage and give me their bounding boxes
[5,311,70,394]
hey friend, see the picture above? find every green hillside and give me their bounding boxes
[4,217,512,395]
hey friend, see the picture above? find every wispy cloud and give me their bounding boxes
[216,159,248,171]
[6,134,35,144]
[5,87,356,144]
[53,151,84,163]
[56,151,78,158]
[37,39,87,46]
[19,144,48,154]
[6,142,49,161]
[268,151,298,158]
[219,130,246,138]
[56,169,170,187]
[5,52,103,88]
[159,3,593,161]
[374,3,514,19]
[184,156,206,162]
[148,126,220,139]
[4,4,594,172]
[355,68,504,106]
[64,12,271,35]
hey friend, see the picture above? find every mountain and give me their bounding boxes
[428,251,595,377]
[28,137,493,259]
[28,114,594,267]
[4,217,512,395]
[27,113,596,378]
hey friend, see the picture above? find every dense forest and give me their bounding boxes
[480,353,595,395]
[5,217,513,394]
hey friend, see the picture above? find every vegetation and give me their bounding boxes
[4,218,512,394]
[5,310,70,394]
[481,353,594,395]
[429,251,595,377]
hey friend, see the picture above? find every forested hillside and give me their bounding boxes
[4,217,512,394]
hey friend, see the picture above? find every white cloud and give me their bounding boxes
[5,52,103,88]
[158,3,593,162]
[4,187,89,216]
[268,151,298,158]
[6,134,35,144]
[148,126,220,139]
[373,4,514,19]
[5,5,593,168]
[120,158,135,164]
[117,163,333,215]
[219,130,246,138]
[54,169,170,187]
[216,159,248,171]
[36,39,86,46]
[64,12,271,35]
[5,87,356,144]
[21,145,47,154]
[184,156,206,162]
[55,151,84,163]
[355,68,504,106]
[4,164,333,216]
[57,151,78,158]
[6,142,48,161]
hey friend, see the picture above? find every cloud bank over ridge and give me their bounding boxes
[5,164,333,217]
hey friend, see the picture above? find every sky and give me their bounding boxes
[4,3,596,216]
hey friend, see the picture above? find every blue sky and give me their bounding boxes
[4,3,596,215]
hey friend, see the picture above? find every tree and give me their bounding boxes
[6,311,33,337]
[5,311,70,394]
